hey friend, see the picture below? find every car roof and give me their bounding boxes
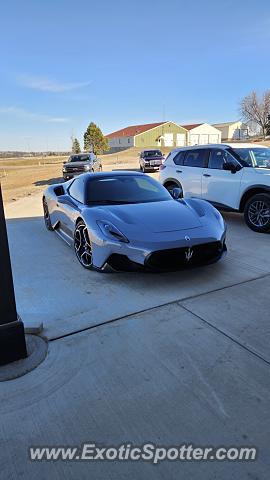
[224,143,268,149]
[84,170,144,180]
[169,143,268,154]
[141,149,162,152]
[70,152,96,157]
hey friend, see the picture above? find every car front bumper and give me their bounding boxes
[91,226,227,272]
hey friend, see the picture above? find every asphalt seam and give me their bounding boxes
[49,272,270,344]
[180,304,270,367]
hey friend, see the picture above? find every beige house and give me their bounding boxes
[212,121,249,141]
[182,123,221,146]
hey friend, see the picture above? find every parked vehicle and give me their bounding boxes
[159,143,270,233]
[42,171,226,272]
[139,150,164,172]
[63,153,102,180]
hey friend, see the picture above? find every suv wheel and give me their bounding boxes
[244,194,270,233]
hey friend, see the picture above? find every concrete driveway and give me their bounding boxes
[5,192,270,340]
[2,191,270,479]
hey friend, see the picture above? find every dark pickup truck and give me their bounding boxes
[139,149,165,172]
[63,153,102,180]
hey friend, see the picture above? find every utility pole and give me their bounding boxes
[0,183,27,366]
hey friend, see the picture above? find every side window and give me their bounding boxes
[208,149,225,169]
[173,151,186,165]
[68,178,85,203]
[184,149,208,168]
[208,149,239,169]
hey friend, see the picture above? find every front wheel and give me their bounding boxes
[244,194,270,233]
[74,221,94,269]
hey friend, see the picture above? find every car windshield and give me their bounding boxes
[86,175,171,205]
[144,150,162,157]
[70,155,89,162]
[232,147,270,168]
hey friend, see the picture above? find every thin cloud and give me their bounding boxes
[0,106,69,123]
[19,74,91,93]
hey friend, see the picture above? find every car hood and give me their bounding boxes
[65,162,88,167]
[253,167,270,176]
[94,200,203,233]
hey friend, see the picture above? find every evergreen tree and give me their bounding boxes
[72,137,81,154]
[83,122,109,154]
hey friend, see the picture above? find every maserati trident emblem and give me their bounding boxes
[185,247,193,262]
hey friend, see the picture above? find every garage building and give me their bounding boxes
[106,121,188,151]
[212,121,249,141]
[183,123,221,146]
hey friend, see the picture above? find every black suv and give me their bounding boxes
[139,150,164,172]
[63,153,102,180]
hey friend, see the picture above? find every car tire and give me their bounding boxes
[74,220,94,269]
[244,193,270,233]
[43,198,53,231]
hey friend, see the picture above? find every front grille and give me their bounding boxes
[145,241,225,270]
[65,165,85,173]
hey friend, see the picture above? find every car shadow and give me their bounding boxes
[34,177,63,187]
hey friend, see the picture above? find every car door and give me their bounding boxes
[59,177,84,237]
[177,148,209,198]
[201,148,243,209]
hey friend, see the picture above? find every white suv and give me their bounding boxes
[159,143,270,233]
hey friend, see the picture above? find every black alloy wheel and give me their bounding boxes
[244,194,270,233]
[74,221,93,269]
[43,198,53,231]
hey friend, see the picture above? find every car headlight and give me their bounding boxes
[215,210,225,229]
[96,220,129,243]
[84,164,91,171]
[63,166,67,172]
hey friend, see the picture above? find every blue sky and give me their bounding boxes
[0,0,269,151]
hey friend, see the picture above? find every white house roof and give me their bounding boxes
[213,121,243,127]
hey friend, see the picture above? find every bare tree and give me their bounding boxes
[240,90,270,138]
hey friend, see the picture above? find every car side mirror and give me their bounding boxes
[171,187,182,200]
[223,162,238,174]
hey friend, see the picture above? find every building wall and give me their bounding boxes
[134,122,187,148]
[107,136,134,148]
[228,122,249,140]
[188,124,221,145]
[213,122,249,140]
[213,125,229,140]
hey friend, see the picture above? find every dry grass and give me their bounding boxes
[0,148,143,204]
[1,142,270,204]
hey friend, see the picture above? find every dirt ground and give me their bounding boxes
[0,149,144,204]
[1,142,270,204]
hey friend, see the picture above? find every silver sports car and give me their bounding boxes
[43,171,227,272]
